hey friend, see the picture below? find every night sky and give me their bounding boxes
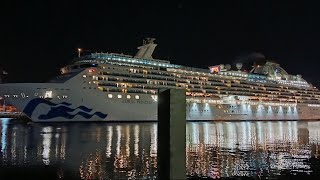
[1,1,320,85]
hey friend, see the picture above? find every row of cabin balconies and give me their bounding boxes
[104,61,158,71]
[103,69,320,96]
[144,65,315,92]
[97,77,320,103]
[103,76,265,96]
[103,63,318,94]
[99,67,320,95]
[103,68,243,85]
[99,62,304,95]
[242,78,320,95]
[104,70,279,91]
[100,86,157,94]
[106,62,213,80]
[99,83,319,104]
[98,72,320,100]
[234,78,318,94]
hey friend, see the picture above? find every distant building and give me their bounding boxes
[0,97,18,112]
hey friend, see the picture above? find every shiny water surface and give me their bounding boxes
[1,118,320,179]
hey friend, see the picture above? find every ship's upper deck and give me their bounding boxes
[73,38,313,90]
[78,52,181,69]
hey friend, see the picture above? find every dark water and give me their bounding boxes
[1,118,320,179]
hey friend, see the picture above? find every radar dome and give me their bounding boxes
[225,64,231,71]
[236,63,243,70]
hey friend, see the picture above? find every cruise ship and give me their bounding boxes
[1,38,320,122]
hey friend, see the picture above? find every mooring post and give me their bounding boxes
[158,89,186,180]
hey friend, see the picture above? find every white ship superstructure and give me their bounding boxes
[1,38,320,122]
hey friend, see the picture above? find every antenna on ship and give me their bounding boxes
[134,38,157,59]
[0,65,8,84]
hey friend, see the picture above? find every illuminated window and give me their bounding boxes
[62,95,68,99]
[108,94,113,98]
[135,95,140,100]
[82,74,87,78]
[88,69,95,73]
[92,76,98,80]
[117,94,122,99]
[44,91,53,99]
[127,95,131,99]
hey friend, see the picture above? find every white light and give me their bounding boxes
[151,95,158,102]
[135,95,140,100]
[117,94,122,98]
[127,95,131,99]
[308,104,320,107]
[108,94,113,98]
[44,91,53,99]
[41,127,52,165]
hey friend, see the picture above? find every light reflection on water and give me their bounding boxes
[186,121,320,178]
[0,119,320,179]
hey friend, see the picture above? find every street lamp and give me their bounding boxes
[78,48,82,57]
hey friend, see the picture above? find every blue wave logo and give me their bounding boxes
[23,98,108,120]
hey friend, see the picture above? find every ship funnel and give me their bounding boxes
[134,38,157,59]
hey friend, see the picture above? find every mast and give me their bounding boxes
[0,66,3,84]
[0,65,8,84]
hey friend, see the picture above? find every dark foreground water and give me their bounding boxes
[1,119,320,179]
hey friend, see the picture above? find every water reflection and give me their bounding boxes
[186,121,320,178]
[0,120,158,179]
[0,119,320,179]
